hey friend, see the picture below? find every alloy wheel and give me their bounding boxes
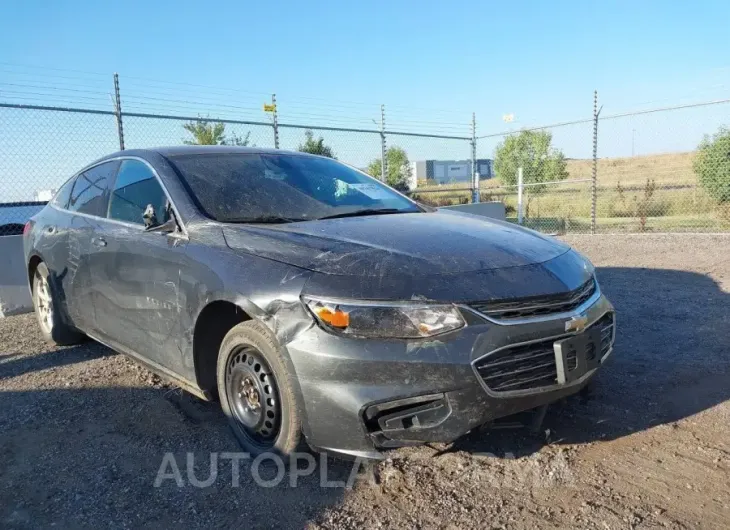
[35,272,53,334]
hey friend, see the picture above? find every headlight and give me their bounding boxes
[303,298,465,339]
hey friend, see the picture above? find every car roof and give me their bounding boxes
[117,145,307,158]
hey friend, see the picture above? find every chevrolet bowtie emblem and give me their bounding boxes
[565,315,588,333]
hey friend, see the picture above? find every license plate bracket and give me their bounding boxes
[553,328,602,384]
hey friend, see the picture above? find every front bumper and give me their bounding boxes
[285,290,615,460]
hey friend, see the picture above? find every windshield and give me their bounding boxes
[167,153,420,223]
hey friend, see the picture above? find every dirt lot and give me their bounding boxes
[1,234,729,529]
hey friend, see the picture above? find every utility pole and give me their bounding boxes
[113,73,125,150]
[591,90,602,235]
[272,94,279,149]
[517,167,524,225]
[380,104,387,182]
[471,112,479,203]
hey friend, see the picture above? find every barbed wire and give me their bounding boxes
[477,98,730,139]
[0,64,473,135]
[1,62,729,153]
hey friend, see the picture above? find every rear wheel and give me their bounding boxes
[217,320,302,457]
[32,261,85,346]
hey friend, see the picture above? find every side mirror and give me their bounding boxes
[142,204,158,229]
[145,217,178,233]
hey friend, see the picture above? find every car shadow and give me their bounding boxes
[0,316,362,527]
[0,341,116,381]
[0,383,361,528]
[2,266,728,525]
[441,266,730,458]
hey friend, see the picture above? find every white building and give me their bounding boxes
[35,189,56,202]
[412,159,493,187]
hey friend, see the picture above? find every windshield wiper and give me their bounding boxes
[316,208,407,220]
[226,216,302,224]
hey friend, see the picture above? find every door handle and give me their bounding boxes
[92,237,107,247]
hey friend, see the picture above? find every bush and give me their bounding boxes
[367,147,412,190]
[493,130,568,193]
[298,130,336,158]
[606,180,672,219]
[693,127,730,203]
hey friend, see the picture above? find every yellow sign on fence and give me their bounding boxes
[263,104,276,112]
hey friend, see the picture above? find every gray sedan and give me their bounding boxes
[23,146,615,460]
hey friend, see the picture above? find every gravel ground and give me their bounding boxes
[1,234,729,529]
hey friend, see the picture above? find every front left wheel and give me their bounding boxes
[216,320,303,458]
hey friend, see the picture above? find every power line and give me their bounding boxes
[1,63,476,122]
[0,82,109,96]
[600,97,730,121]
[121,94,263,113]
[121,74,272,98]
[0,89,111,104]
[477,96,730,139]
[0,61,108,77]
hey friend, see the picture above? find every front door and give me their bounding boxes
[91,159,187,371]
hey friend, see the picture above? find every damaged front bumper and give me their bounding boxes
[285,290,615,460]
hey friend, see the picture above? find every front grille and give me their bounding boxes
[475,312,615,393]
[469,278,597,320]
[598,312,614,357]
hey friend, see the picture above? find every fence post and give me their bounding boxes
[272,93,280,149]
[517,167,524,225]
[471,112,480,204]
[113,73,125,150]
[591,90,601,234]
[380,104,387,182]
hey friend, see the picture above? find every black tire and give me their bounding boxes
[31,261,85,346]
[217,320,302,458]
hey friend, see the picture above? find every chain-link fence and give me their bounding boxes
[277,125,381,172]
[0,102,473,235]
[472,120,597,234]
[124,114,276,151]
[468,98,730,234]
[591,103,730,232]
[2,90,730,236]
[0,105,119,235]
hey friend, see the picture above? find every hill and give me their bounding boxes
[564,151,696,186]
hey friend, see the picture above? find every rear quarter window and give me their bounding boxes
[51,177,76,209]
[68,161,118,217]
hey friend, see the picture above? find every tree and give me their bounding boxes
[183,118,250,146]
[367,146,412,191]
[298,130,336,158]
[693,127,730,203]
[493,130,567,192]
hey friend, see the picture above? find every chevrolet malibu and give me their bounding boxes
[23,146,615,459]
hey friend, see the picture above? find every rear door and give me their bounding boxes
[37,176,77,317]
[64,161,117,331]
[92,158,188,370]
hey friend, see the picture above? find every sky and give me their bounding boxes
[1,0,730,200]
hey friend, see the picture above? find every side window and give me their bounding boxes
[51,176,76,209]
[68,161,117,216]
[108,160,168,226]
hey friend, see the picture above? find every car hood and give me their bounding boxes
[222,211,570,277]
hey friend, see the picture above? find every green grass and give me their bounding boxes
[412,151,730,233]
[506,214,727,234]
